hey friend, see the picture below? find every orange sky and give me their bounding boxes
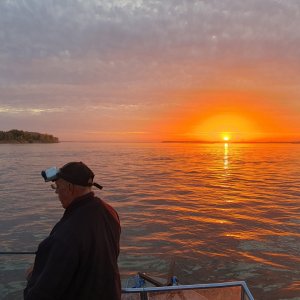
[146,88,300,142]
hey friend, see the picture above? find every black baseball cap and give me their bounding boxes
[57,162,103,189]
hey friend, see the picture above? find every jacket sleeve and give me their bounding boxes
[24,237,79,300]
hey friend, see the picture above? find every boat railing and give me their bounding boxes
[122,281,255,300]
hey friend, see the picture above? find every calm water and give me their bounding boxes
[0,142,300,300]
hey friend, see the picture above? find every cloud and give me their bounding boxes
[0,105,63,114]
[2,1,300,65]
[1,0,299,85]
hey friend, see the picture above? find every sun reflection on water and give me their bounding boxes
[224,142,229,170]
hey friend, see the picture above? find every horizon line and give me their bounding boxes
[162,140,300,144]
[58,140,300,144]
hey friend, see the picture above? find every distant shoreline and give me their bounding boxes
[0,140,59,144]
[0,129,59,144]
[162,140,300,144]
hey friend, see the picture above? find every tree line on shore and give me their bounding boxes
[0,129,59,143]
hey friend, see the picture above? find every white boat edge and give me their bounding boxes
[122,280,255,300]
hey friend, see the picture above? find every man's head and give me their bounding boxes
[57,162,95,186]
[42,162,102,208]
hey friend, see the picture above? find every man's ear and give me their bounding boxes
[68,183,75,194]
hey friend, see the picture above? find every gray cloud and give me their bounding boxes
[2,1,300,63]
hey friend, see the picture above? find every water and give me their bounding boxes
[0,142,300,300]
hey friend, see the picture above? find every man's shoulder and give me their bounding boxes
[91,196,119,222]
[62,197,113,222]
[58,195,120,234]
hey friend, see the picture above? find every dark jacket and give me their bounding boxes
[24,192,121,300]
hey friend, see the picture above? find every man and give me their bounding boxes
[24,162,121,300]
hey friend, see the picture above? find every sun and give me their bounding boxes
[190,114,258,142]
[222,134,231,142]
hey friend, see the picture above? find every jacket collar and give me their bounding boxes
[64,192,95,216]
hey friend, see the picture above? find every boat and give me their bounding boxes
[0,252,255,299]
[121,272,255,300]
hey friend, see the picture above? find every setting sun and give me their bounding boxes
[223,135,230,142]
[185,113,265,142]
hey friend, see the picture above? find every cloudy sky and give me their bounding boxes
[1,0,300,141]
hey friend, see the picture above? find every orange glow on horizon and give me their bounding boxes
[151,88,300,143]
[187,113,262,142]
[61,88,300,143]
